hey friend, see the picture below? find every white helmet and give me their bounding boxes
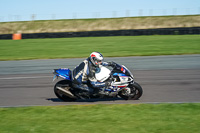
[89,52,104,67]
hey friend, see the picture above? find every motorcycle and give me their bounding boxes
[52,62,143,101]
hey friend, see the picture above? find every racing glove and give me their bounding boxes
[107,61,117,68]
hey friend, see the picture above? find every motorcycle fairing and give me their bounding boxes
[113,73,127,77]
[53,68,72,80]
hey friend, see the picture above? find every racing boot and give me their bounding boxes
[72,83,94,99]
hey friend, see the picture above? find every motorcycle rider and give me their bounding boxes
[72,52,116,96]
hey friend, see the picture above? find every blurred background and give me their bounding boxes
[0,0,200,35]
[1,7,200,22]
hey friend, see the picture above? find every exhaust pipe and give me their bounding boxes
[56,86,76,99]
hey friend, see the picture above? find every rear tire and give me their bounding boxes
[54,80,76,102]
[119,82,143,100]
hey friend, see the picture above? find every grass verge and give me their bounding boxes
[0,103,200,133]
[0,35,199,61]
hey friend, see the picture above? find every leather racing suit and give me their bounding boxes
[72,58,114,93]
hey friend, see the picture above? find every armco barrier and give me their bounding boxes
[0,27,199,40]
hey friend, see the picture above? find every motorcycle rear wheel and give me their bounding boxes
[54,80,76,102]
[119,82,143,100]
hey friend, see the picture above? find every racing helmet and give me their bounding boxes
[89,52,104,67]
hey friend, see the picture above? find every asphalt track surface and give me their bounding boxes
[0,55,200,107]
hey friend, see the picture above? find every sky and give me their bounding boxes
[0,0,200,22]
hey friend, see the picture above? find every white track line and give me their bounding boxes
[0,76,52,80]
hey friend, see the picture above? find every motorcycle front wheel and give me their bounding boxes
[54,80,77,102]
[119,82,143,100]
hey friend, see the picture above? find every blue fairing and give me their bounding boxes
[113,73,127,77]
[54,68,72,80]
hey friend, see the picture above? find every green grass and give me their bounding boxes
[0,35,200,60]
[0,103,200,133]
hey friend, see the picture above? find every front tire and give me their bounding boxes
[119,82,143,100]
[54,80,76,102]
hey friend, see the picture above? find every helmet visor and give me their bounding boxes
[94,58,103,65]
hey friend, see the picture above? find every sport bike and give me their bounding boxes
[52,62,143,101]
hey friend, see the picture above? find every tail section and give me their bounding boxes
[53,68,72,80]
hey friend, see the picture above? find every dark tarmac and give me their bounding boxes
[0,55,200,107]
